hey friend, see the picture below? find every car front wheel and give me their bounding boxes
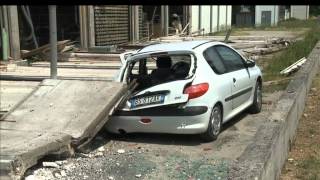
[201,105,222,142]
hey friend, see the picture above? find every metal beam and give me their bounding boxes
[49,5,57,79]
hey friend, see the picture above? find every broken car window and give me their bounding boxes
[126,54,192,91]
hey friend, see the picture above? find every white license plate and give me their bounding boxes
[130,94,165,108]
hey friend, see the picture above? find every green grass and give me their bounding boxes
[212,18,319,36]
[297,156,320,180]
[263,19,320,82]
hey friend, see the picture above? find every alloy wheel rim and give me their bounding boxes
[211,107,221,136]
[257,84,262,109]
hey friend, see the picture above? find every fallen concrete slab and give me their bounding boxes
[0,81,39,114]
[0,79,127,179]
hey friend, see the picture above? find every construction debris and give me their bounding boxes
[42,162,60,168]
[280,57,307,75]
[224,29,232,43]
[117,149,125,154]
[21,40,77,61]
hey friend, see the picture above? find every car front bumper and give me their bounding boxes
[105,106,211,134]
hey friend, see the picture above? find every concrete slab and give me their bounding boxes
[0,79,127,179]
[0,66,118,80]
[0,81,39,113]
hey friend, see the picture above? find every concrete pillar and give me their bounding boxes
[198,6,202,30]
[210,6,213,33]
[217,6,220,31]
[88,6,95,47]
[79,6,88,49]
[1,6,10,60]
[161,5,168,36]
[188,6,192,35]
[7,6,20,60]
[130,6,140,42]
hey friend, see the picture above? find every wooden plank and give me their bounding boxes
[21,40,71,59]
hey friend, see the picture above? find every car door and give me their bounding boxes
[202,46,233,118]
[215,45,252,110]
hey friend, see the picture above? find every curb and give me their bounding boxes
[228,41,320,179]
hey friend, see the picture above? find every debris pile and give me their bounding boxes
[280,57,307,75]
[20,40,78,62]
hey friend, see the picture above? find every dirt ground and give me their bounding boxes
[280,72,320,180]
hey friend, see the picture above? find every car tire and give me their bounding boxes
[201,104,222,142]
[248,81,262,114]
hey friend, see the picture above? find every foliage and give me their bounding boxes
[263,19,320,81]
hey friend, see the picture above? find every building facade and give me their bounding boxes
[191,5,232,34]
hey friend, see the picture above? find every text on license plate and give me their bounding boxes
[130,94,165,108]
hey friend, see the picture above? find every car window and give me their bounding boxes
[203,47,227,74]
[215,45,245,72]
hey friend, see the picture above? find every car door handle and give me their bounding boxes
[233,78,236,83]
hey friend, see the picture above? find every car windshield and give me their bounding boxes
[125,54,193,92]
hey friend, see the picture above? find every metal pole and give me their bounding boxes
[49,5,57,79]
[161,5,168,36]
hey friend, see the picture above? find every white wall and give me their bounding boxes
[201,6,211,34]
[227,6,232,29]
[255,5,279,26]
[191,5,232,34]
[191,6,199,32]
[291,6,309,20]
[211,6,218,32]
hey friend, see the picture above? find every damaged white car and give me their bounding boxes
[106,40,262,141]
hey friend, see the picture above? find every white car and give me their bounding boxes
[106,40,262,141]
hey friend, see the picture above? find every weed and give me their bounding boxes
[263,19,320,82]
[297,156,320,180]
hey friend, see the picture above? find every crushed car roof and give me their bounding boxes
[137,40,217,53]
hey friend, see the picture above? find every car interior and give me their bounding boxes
[127,55,191,91]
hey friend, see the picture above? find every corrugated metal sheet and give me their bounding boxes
[94,6,129,46]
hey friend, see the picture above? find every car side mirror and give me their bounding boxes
[245,59,256,68]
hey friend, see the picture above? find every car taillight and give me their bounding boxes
[183,83,209,99]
